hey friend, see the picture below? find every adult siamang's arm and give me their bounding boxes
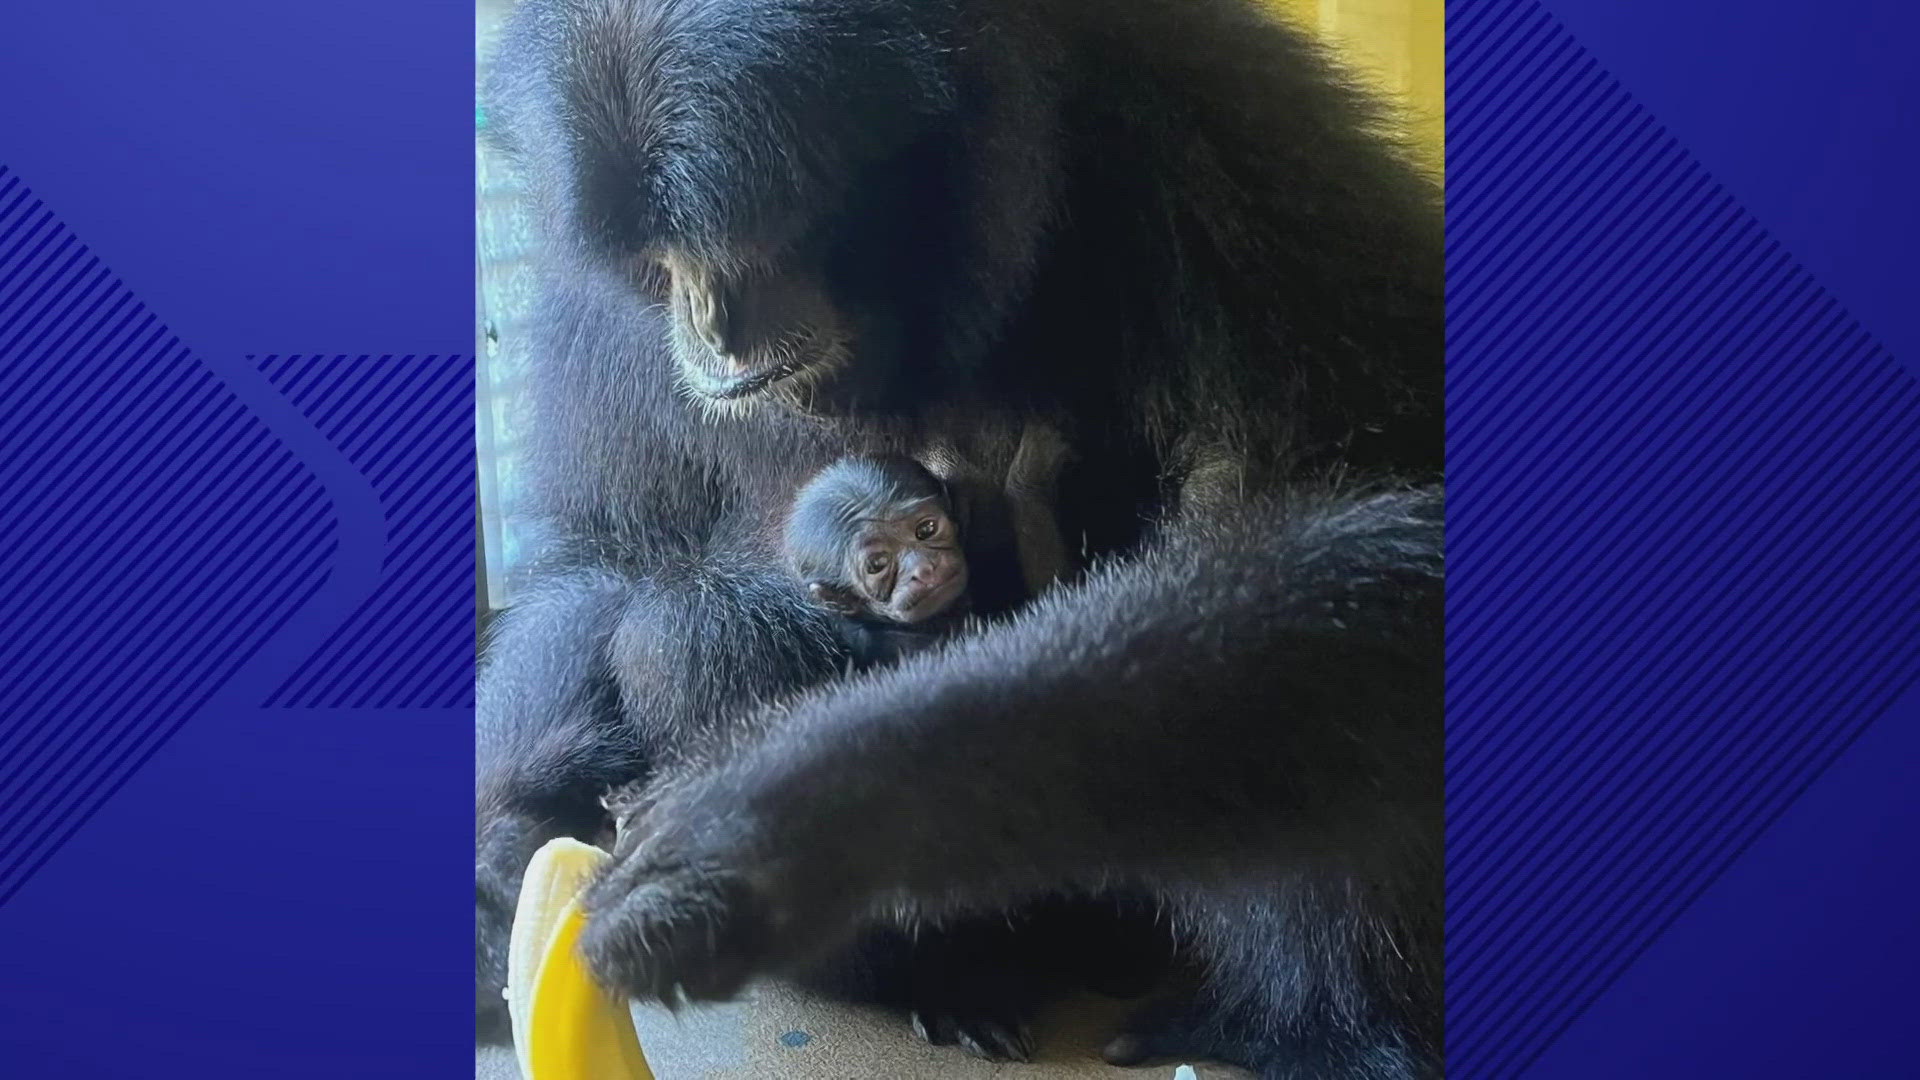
[580,487,1445,1001]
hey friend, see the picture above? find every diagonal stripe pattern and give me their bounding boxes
[257,354,473,708]
[0,165,337,908]
[1447,2,1920,1076]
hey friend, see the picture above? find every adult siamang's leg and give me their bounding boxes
[1103,867,1444,1079]
[602,547,849,767]
[580,487,1444,1076]
[475,568,639,1040]
[476,547,852,1040]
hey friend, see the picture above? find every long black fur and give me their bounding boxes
[477,0,1443,1075]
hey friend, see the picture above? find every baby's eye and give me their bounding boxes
[915,518,938,541]
[865,553,890,575]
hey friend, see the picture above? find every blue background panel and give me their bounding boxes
[1451,0,1920,1076]
[0,2,473,1076]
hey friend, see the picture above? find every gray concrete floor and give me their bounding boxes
[477,979,1250,1078]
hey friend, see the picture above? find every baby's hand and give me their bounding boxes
[1009,421,1072,489]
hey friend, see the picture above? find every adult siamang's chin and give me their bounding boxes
[680,355,812,403]
[676,354,867,424]
[676,327,914,423]
[672,339,857,421]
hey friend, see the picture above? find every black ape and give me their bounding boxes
[477,0,1444,1076]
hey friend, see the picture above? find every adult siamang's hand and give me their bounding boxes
[578,767,861,1004]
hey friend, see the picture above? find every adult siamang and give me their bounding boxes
[476,0,1444,1076]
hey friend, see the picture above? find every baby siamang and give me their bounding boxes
[785,427,1073,665]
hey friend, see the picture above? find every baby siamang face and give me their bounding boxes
[840,498,967,624]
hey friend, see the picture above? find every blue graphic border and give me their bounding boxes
[0,3,473,1076]
[1450,1,1920,1077]
[0,0,1916,1076]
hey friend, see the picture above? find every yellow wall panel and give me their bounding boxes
[1269,0,1444,174]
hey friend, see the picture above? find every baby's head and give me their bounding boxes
[784,456,969,625]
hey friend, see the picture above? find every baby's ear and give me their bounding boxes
[808,581,866,616]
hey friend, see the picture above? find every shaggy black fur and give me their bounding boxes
[477,0,1443,1075]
